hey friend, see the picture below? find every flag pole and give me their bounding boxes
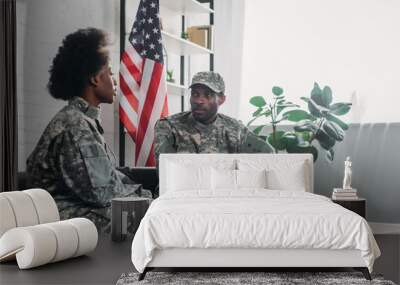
[119,0,126,167]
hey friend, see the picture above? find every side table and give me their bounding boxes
[111,197,152,242]
[332,198,366,218]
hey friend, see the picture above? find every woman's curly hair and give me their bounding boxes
[47,28,110,100]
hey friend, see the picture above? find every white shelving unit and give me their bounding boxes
[119,0,214,164]
[160,0,214,104]
[166,81,187,95]
[160,0,214,14]
[162,30,213,56]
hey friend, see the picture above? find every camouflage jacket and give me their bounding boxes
[154,111,273,163]
[26,97,145,229]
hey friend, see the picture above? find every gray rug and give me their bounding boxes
[116,271,396,285]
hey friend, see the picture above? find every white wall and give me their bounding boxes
[17,0,121,171]
[214,0,245,118]
[241,0,400,125]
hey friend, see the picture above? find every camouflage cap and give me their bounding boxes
[189,71,225,94]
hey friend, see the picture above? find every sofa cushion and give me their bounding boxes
[0,218,97,269]
[0,190,60,237]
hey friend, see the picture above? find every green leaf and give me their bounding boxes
[247,116,259,127]
[282,110,314,122]
[315,129,336,150]
[295,131,313,145]
[252,125,264,135]
[267,131,286,150]
[276,105,286,115]
[294,120,318,132]
[311,83,332,108]
[248,110,271,126]
[249,96,266,107]
[322,120,345,141]
[279,103,299,108]
[276,104,299,115]
[322,86,333,106]
[310,83,332,108]
[272,86,283,96]
[247,111,270,126]
[326,113,349,130]
[258,135,268,141]
[281,132,298,148]
[276,99,285,105]
[310,82,322,99]
[330,103,352,116]
[301,97,329,118]
[273,114,289,124]
[252,108,263,117]
[263,110,272,117]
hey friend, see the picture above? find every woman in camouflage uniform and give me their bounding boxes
[27,28,150,231]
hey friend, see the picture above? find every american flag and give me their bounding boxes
[119,0,168,166]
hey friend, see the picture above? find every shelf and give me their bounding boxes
[167,82,187,95]
[160,0,214,14]
[162,30,213,55]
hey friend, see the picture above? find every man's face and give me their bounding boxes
[190,84,225,124]
[93,57,117,104]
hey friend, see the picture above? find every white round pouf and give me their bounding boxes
[1,191,39,227]
[43,221,79,262]
[0,196,17,237]
[24,189,60,223]
[68,218,98,257]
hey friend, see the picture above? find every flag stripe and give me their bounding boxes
[161,93,169,117]
[136,65,166,166]
[120,56,141,92]
[136,59,154,120]
[119,0,168,166]
[146,144,155,167]
[119,74,139,112]
[119,94,138,125]
[122,51,142,85]
[126,43,143,70]
[135,61,163,164]
[119,105,137,140]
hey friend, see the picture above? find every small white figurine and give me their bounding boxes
[342,156,352,189]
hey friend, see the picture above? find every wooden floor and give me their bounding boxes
[0,234,398,284]
[0,234,133,285]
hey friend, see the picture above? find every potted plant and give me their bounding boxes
[248,83,352,162]
[166,69,175,83]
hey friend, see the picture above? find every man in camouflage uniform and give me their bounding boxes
[26,28,150,231]
[154,71,273,165]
